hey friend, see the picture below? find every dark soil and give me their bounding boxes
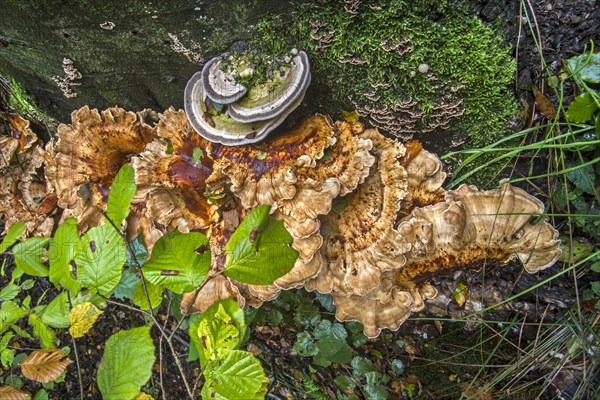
[1,1,599,399]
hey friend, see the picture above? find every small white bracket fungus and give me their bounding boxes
[201,56,248,104]
[228,51,311,123]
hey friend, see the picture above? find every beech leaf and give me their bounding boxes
[48,218,81,294]
[20,349,72,383]
[201,350,267,400]
[566,92,599,123]
[97,326,155,400]
[224,205,298,285]
[106,164,136,228]
[0,385,31,400]
[142,231,210,294]
[76,224,126,297]
[69,302,103,338]
[0,221,26,254]
[13,237,51,277]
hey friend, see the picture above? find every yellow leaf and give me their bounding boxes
[20,349,72,383]
[342,110,360,123]
[0,386,31,400]
[453,282,469,307]
[133,393,156,400]
[69,302,102,338]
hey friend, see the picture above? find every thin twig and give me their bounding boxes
[71,336,84,400]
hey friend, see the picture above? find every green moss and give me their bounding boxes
[252,0,517,149]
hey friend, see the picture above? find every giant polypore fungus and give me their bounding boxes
[184,50,311,145]
[131,108,217,248]
[43,106,156,232]
[1,113,55,236]
[3,105,561,339]
[326,179,561,338]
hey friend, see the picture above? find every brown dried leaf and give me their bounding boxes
[21,349,72,383]
[0,386,31,400]
[535,91,556,119]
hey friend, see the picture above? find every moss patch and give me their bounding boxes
[253,0,517,151]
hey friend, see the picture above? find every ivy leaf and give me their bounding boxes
[48,218,81,294]
[201,350,267,400]
[566,52,600,84]
[69,302,103,338]
[28,314,57,349]
[41,292,71,329]
[190,298,246,367]
[21,349,72,383]
[565,92,598,123]
[0,221,26,254]
[76,224,126,297]
[106,164,136,229]
[142,231,210,294]
[97,326,155,400]
[13,237,51,277]
[132,280,163,310]
[566,160,596,194]
[224,205,298,285]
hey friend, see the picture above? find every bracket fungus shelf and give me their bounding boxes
[1,105,561,338]
[184,50,311,146]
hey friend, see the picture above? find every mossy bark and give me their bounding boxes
[0,0,296,122]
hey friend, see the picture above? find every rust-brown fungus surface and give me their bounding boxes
[131,109,217,246]
[43,106,156,230]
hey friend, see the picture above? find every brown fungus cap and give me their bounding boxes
[131,109,217,245]
[305,128,408,296]
[0,113,56,236]
[43,106,156,230]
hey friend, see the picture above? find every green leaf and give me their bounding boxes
[28,314,57,349]
[591,261,600,273]
[192,147,204,164]
[334,375,356,391]
[201,350,267,400]
[0,221,26,254]
[313,320,353,367]
[142,231,210,294]
[224,205,298,285]
[566,160,596,194]
[1,347,15,368]
[565,92,599,123]
[48,218,81,294]
[567,52,600,84]
[97,326,156,400]
[0,284,21,301]
[114,268,140,300]
[292,331,318,357]
[125,236,149,268]
[33,388,49,400]
[198,305,242,363]
[391,359,405,374]
[351,356,376,378]
[41,292,71,329]
[0,301,27,334]
[76,224,126,297]
[191,298,246,367]
[13,237,51,277]
[132,279,162,310]
[106,164,136,228]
